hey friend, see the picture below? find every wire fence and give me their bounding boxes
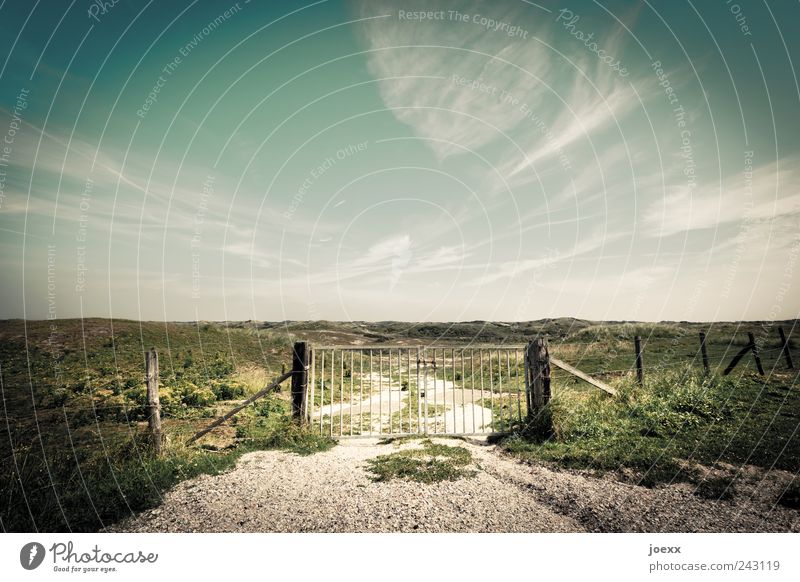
[3,327,796,445]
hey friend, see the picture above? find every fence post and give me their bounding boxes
[145,347,162,455]
[699,332,710,374]
[527,336,551,413]
[291,342,309,423]
[524,343,532,415]
[748,332,765,376]
[634,336,644,385]
[778,326,794,370]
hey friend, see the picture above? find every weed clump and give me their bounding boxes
[256,420,337,456]
[366,439,476,483]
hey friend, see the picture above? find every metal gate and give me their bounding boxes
[305,345,529,437]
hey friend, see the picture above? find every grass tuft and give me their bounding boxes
[255,420,337,456]
[366,439,476,483]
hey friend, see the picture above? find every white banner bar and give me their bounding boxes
[1,533,797,581]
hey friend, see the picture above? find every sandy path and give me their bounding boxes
[313,373,495,434]
[111,438,799,533]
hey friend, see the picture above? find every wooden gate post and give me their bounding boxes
[145,347,162,455]
[699,332,710,374]
[526,336,551,414]
[748,332,765,376]
[291,342,309,423]
[778,326,794,370]
[634,336,644,385]
[524,343,532,415]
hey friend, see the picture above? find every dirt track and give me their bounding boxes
[111,438,799,533]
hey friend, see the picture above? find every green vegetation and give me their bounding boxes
[2,317,797,529]
[1,389,333,532]
[238,413,336,456]
[377,434,425,445]
[498,366,800,491]
[0,319,331,532]
[366,439,476,483]
[0,319,290,419]
[478,395,526,432]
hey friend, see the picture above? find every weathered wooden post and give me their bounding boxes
[526,336,551,413]
[524,343,532,415]
[778,326,794,370]
[748,332,765,376]
[145,347,162,455]
[634,336,644,385]
[723,336,755,376]
[291,342,309,423]
[699,332,710,374]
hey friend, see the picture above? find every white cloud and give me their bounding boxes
[642,157,800,238]
[471,227,631,286]
[353,0,553,160]
[355,0,652,185]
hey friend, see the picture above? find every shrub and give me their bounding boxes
[208,353,235,379]
[254,397,285,417]
[171,380,216,408]
[46,387,70,408]
[210,379,246,401]
[155,387,180,416]
[122,380,215,418]
[71,376,94,394]
[123,384,148,418]
[634,371,728,436]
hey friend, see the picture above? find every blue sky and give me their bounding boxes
[0,0,798,322]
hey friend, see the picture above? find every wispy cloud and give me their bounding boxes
[353,0,554,161]
[354,0,651,183]
[470,226,631,286]
[642,157,800,238]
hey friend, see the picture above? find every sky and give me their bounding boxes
[0,0,798,322]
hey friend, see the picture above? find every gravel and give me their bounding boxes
[110,438,799,533]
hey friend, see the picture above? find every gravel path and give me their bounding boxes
[112,438,799,533]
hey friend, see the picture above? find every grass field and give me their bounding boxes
[494,321,800,505]
[1,317,798,531]
[0,319,334,532]
[500,368,799,497]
